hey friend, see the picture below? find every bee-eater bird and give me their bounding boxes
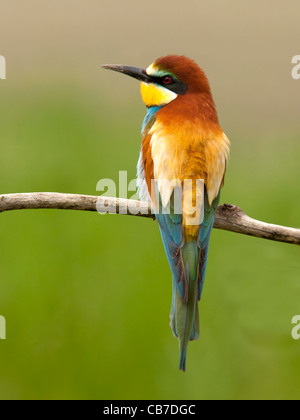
[103,55,230,371]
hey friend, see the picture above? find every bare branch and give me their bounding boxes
[0,192,299,246]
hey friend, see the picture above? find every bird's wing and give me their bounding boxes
[156,190,188,302]
[197,188,220,300]
[196,131,229,299]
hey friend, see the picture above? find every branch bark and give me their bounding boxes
[0,192,299,246]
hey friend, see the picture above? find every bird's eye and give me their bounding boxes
[162,76,173,85]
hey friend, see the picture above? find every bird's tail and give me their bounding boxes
[170,241,200,371]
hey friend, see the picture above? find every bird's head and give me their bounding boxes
[102,55,212,108]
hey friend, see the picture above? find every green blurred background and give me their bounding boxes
[0,0,299,400]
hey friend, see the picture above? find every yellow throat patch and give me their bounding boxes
[140,82,177,107]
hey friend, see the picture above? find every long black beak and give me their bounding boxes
[102,64,153,84]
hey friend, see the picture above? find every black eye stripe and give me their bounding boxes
[169,82,189,95]
[150,75,188,95]
[156,76,175,85]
